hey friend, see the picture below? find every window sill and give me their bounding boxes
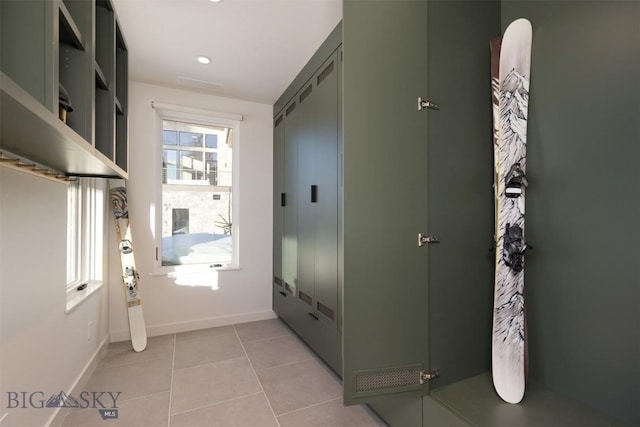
[151,263,241,277]
[65,280,104,314]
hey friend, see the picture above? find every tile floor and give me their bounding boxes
[62,319,385,427]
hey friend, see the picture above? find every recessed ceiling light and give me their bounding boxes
[209,0,223,3]
[197,56,211,65]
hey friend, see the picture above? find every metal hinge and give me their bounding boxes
[418,233,440,247]
[420,369,440,384]
[418,97,439,111]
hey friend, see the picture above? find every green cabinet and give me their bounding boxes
[342,0,499,424]
[342,1,638,426]
[273,24,342,374]
[297,52,340,328]
[274,1,637,426]
[273,97,298,323]
[0,0,128,177]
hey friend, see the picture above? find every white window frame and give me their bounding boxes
[66,178,107,313]
[152,102,242,274]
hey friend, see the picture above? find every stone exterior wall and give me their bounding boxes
[162,188,232,237]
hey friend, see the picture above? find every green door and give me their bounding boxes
[312,53,340,327]
[297,79,317,310]
[343,2,499,425]
[342,0,430,417]
[273,113,285,289]
[282,100,299,297]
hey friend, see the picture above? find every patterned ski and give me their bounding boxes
[110,185,147,352]
[491,18,532,404]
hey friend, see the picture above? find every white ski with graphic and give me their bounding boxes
[491,18,532,404]
[110,184,147,352]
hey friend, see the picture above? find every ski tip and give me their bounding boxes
[132,338,147,353]
[505,18,532,36]
[492,378,525,404]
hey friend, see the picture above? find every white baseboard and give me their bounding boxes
[47,334,111,427]
[110,310,277,342]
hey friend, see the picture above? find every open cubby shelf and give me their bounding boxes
[0,0,128,177]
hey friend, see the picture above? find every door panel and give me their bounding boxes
[426,0,498,389]
[343,0,429,408]
[313,53,339,324]
[296,81,317,307]
[283,100,299,295]
[273,114,285,289]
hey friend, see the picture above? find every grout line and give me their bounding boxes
[252,355,320,374]
[233,324,282,427]
[276,396,342,418]
[238,332,293,344]
[174,328,238,344]
[167,333,176,427]
[168,391,263,417]
[171,354,248,373]
[252,355,317,373]
[94,353,173,371]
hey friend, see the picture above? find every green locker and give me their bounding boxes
[273,1,637,425]
[272,112,288,316]
[297,52,340,327]
[282,98,299,299]
[272,96,300,327]
[342,0,498,424]
[294,51,341,372]
[273,25,343,375]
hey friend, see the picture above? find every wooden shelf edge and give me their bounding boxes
[115,96,124,115]
[95,62,109,90]
[0,72,126,178]
[59,1,85,51]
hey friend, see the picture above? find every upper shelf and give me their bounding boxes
[0,72,126,177]
[59,1,85,51]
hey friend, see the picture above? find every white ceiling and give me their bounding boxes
[112,0,342,105]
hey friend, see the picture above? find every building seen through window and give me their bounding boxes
[161,120,234,267]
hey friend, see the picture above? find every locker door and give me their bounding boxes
[273,113,294,318]
[342,0,430,416]
[297,81,317,310]
[313,53,339,326]
[282,100,299,297]
[273,113,285,288]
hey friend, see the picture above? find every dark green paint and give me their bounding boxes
[501,2,640,425]
[343,1,430,421]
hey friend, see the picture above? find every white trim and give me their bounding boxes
[65,280,105,314]
[47,334,111,427]
[151,101,243,122]
[153,105,241,274]
[109,310,277,342]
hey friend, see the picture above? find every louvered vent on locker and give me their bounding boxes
[317,301,334,320]
[299,84,312,103]
[317,61,335,85]
[298,290,312,306]
[353,365,423,396]
[275,115,283,127]
[286,102,296,116]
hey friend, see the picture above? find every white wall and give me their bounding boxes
[109,82,274,341]
[0,168,110,427]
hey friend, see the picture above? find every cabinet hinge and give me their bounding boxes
[418,97,439,111]
[420,369,440,384]
[418,233,440,247]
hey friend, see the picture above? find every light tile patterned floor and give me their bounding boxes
[62,319,385,427]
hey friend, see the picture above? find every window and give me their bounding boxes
[158,115,238,268]
[66,178,106,306]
